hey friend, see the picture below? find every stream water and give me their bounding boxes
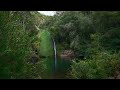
[41,57,71,79]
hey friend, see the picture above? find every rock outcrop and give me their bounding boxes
[60,50,75,60]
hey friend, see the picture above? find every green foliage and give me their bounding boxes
[1,11,120,79]
[42,11,94,53]
[90,11,120,51]
[18,61,46,79]
[43,11,120,53]
[0,11,31,78]
[40,11,120,79]
[70,33,120,79]
[0,11,46,79]
[71,52,120,79]
[101,27,120,51]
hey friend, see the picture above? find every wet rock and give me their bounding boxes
[114,71,120,79]
[60,50,75,60]
[29,53,39,64]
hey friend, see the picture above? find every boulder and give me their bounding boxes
[29,53,39,64]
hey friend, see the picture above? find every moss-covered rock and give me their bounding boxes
[38,30,54,57]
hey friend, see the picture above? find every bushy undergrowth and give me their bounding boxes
[70,33,120,79]
[71,52,120,79]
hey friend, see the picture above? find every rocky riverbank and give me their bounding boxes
[59,50,75,60]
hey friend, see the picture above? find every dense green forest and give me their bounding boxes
[0,11,120,79]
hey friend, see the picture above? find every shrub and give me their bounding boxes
[71,50,120,79]
[70,33,120,79]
